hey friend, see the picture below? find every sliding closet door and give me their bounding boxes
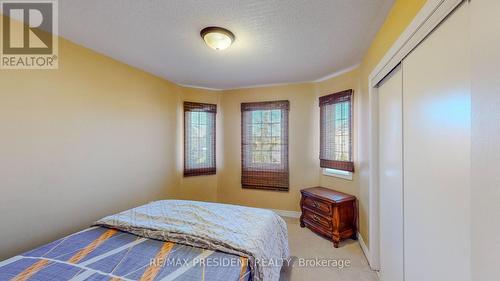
[378,66,404,281]
[402,3,470,281]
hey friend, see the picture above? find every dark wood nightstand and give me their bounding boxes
[300,187,357,248]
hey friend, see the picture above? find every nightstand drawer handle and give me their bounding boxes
[312,202,319,208]
[313,215,320,222]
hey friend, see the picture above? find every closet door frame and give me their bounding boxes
[365,0,465,270]
[377,65,404,281]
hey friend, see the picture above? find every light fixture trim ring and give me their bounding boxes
[200,26,235,42]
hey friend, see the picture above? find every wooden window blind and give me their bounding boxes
[319,90,354,172]
[241,100,289,191]
[184,102,217,176]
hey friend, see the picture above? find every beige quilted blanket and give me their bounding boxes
[95,200,290,281]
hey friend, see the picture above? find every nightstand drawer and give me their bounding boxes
[303,209,332,231]
[303,195,332,216]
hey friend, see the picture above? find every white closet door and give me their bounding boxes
[402,3,470,281]
[378,66,404,281]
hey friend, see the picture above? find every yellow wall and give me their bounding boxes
[0,0,427,258]
[218,83,318,211]
[360,0,427,80]
[315,68,361,197]
[216,0,427,249]
[176,87,222,202]
[0,35,184,259]
[217,70,361,212]
[314,69,365,240]
[216,0,427,248]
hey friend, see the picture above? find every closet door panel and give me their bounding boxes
[402,4,470,281]
[378,66,404,281]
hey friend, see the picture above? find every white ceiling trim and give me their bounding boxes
[179,63,361,92]
[313,63,361,83]
[178,84,224,92]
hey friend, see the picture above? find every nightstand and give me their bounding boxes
[300,187,357,248]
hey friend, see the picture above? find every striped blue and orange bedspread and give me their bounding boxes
[0,226,251,281]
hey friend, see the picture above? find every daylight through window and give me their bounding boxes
[319,90,354,172]
[241,100,289,191]
[184,102,217,176]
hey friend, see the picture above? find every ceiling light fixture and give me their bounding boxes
[200,26,235,51]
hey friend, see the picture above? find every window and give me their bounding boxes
[184,102,216,176]
[319,89,354,173]
[241,100,289,191]
[323,168,353,180]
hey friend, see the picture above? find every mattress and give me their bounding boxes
[0,226,251,281]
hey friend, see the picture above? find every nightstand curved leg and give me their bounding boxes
[332,233,340,248]
[333,235,340,248]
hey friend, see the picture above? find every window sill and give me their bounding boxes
[183,169,217,177]
[322,168,353,181]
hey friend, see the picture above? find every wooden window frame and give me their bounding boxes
[241,100,290,191]
[183,101,217,177]
[319,89,354,172]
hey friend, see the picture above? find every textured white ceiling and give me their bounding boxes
[59,0,394,90]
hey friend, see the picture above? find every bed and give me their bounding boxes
[0,200,290,281]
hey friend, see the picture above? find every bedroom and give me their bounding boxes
[0,0,499,281]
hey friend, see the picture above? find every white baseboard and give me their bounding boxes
[271,209,301,218]
[271,211,376,269]
[357,232,373,268]
[274,211,378,273]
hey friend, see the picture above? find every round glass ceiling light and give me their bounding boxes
[200,26,235,51]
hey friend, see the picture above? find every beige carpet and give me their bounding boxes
[284,217,379,281]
